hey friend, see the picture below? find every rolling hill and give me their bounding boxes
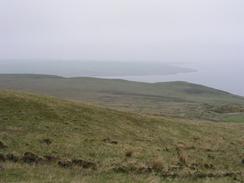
[0,74,244,121]
[0,91,243,183]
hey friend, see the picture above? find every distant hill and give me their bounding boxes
[0,91,243,182]
[0,74,244,120]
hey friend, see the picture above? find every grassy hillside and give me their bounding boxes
[0,74,244,121]
[0,91,244,182]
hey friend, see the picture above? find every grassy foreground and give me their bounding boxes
[0,90,244,182]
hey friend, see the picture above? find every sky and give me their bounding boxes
[0,0,244,64]
[1,0,244,95]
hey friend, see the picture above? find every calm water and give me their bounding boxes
[102,63,244,96]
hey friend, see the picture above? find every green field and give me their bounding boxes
[223,114,244,123]
[0,91,244,182]
[0,74,244,121]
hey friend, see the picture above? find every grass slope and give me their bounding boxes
[0,91,243,183]
[0,74,244,121]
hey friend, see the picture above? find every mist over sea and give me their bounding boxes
[0,60,243,96]
[103,62,244,96]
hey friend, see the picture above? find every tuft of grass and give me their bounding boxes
[149,158,164,172]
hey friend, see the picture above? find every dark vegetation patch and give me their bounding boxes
[102,137,118,145]
[71,159,97,169]
[0,153,6,162]
[112,162,151,174]
[57,159,97,169]
[213,104,244,113]
[43,155,59,162]
[125,150,133,158]
[22,152,43,164]
[40,138,52,145]
[6,153,19,162]
[0,141,7,149]
[1,152,97,170]
[112,161,242,180]
[58,160,72,168]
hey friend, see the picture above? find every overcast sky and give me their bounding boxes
[0,0,244,64]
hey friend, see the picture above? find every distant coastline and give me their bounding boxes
[0,60,195,77]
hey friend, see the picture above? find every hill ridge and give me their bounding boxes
[0,73,244,121]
